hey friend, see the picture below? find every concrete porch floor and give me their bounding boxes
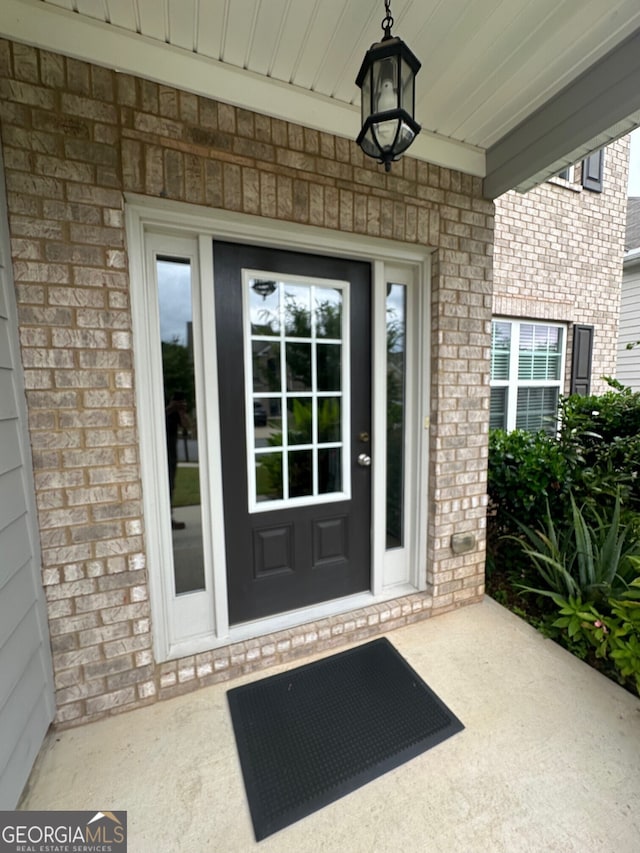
[20,598,640,852]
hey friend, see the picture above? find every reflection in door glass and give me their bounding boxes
[284,284,312,336]
[255,451,283,501]
[315,287,342,338]
[252,341,281,392]
[157,258,206,594]
[319,448,342,493]
[317,343,341,391]
[249,281,279,335]
[253,398,282,448]
[287,398,312,445]
[286,342,312,391]
[289,450,313,498]
[247,276,346,507]
[386,283,406,549]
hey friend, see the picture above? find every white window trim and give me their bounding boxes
[547,164,581,192]
[491,317,567,432]
[126,195,431,662]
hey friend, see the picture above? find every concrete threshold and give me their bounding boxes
[19,598,640,852]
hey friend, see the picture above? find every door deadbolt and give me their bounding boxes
[359,431,370,443]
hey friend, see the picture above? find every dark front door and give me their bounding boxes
[214,242,372,624]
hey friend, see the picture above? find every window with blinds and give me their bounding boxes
[490,319,566,434]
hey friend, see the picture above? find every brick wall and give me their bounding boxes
[493,140,629,395]
[0,39,493,726]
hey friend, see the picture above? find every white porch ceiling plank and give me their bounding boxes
[219,0,259,68]
[167,0,197,52]
[135,0,166,42]
[194,0,227,60]
[307,0,373,99]
[420,0,558,135]
[328,0,381,104]
[243,0,290,77]
[436,0,579,144]
[411,0,496,87]
[43,0,73,10]
[106,0,138,32]
[463,0,640,148]
[74,0,107,22]
[292,0,356,92]
[269,0,323,84]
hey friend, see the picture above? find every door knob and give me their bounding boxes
[357,453,372,467]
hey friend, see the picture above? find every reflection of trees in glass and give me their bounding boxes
[286,343,312,391]
[285,287,311,336]
[251,285,344,503]
[255,452,283,501]
[285,294,342,390]
[256,398,341,500]
[251,310,279,336]
[162,337,195,409]
[315,291,342,338]
[317,344,341,391]
[253,342,280,392]
[386,290,406,548]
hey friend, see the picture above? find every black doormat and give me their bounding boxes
[227,637,464,841]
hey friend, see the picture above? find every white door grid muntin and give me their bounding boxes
[243,269,351,514]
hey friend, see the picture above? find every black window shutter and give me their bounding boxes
[582,149,604,192]
[571,324,594,395]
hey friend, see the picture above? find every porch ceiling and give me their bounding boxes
[2,0,640,197]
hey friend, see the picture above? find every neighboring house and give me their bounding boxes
[492,145,629,433]
[1,2,640,809]
[617,197,640,390]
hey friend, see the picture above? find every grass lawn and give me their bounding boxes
[173,465,200,507]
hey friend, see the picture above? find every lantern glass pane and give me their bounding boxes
[400,57,415,113]
[361,70,372,123]
[394,122,415,154]
[374,56,399,114]
[360,125,379,158]
[374,117,400,152]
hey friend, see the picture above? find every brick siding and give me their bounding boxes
[494,141,629,395]
[0,39,493,726]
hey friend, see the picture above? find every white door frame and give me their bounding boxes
[126,195,431,662]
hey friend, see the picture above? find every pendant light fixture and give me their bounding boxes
[356,1,421,171]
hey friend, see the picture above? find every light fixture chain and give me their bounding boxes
[382,0,394,37]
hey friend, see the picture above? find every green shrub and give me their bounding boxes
[514,491,640,604]
[488,381,640,574]
[486,429,572,575]
[541,577,640,696]
[559,379,640,510]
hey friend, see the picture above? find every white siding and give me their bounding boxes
[617,263,640,391]
[0,145,55,808]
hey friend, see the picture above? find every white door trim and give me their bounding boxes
[125,195,431,661]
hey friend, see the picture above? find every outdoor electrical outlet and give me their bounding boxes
[451,532,476,554]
